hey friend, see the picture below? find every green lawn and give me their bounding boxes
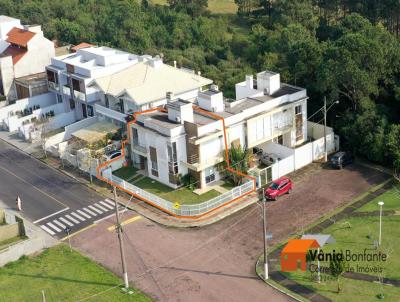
[221,180,235,190]
[319,216,400,280]
[134,177,221,205]
[113,166,138,181]
[149,0,237,14]
[357,184,400,212]
[0,245,150,302]
[279,184,400,301]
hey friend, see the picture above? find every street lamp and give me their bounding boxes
[378,201,384,246]
[262,194,269,280]
[323,97,339,162]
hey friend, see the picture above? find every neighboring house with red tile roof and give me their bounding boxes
[70,42,94,53]
[0,16,55,100]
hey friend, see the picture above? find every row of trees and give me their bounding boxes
[2,0,400,169]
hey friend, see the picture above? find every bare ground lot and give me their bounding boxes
[71,163,389,302]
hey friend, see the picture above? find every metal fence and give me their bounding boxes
[108,173,254,217]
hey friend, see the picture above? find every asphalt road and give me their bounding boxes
[72,163,389,302]
[0,139,104,224]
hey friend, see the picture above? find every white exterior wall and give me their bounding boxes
[137,127,187,188]
[235,81,263,100]
[200,137,224,162]
[0,17,21,40]
[227,123,246,147]
[8,102,64,132]
[13,35,55,79]
[0,55,14,98]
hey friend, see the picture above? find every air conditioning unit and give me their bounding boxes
[263,88,269,95]
[175,117,181,123]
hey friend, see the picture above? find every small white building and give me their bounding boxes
[45,46,139,122]
[130,72,310,189]
[0,15,55,100]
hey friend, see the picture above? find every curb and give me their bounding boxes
[255,257,304,302]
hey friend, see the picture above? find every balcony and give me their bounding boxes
[132,142,147,157]
[94,104,127,123]
[48,81,59,92]
[73,90,86,102]
[181,151,224,172]
[62,85,71,96]
[273,122,293,135]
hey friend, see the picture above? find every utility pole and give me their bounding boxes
[323,96,327,162]
[262,194,269,280]
[113,186,129,290]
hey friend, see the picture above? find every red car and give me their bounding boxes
[264,177,292,200]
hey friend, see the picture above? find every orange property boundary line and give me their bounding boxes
[96,105,257,220]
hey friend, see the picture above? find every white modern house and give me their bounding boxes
[0,15,55,101]
[42,55,213,170]
[129,71,317,190]
[45,46,139,122]
[91,56,212,128]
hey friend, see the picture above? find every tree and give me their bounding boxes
[167,0,208,18]
[329,255,346,293]
[386,124,400,172]
[224,144,251,185]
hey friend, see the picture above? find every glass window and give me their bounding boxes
[168,142,178,175]
[57,94,63,103]
[295,105,302,115]
[205,167,216,184]
[87,105,94,117]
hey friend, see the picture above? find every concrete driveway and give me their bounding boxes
[71,163,389,302]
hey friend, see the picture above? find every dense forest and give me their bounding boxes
[2,0,400,170]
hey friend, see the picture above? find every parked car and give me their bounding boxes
[260,153,281,166]
[264,177,292,200]
[330,151,353,169]
[108,150,122,160]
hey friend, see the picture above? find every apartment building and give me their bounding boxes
[130,71,308,189]
[0,15,55,100]
[45,46,139,122]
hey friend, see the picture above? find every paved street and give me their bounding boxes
[0,139,109,237]
[72,163,389,302]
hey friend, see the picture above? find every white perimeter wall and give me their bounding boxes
[257,122,336,184]
[44,116,97,149]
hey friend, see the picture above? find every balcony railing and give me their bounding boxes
[94,104,127,123]
[273,123,293,133]
[132,144,147,156]
[62,85,71,96]
[187,154,199,164]
[48,81,59,91]
[73,90,86,102]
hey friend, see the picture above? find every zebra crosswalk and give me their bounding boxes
[38,199,118,237]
